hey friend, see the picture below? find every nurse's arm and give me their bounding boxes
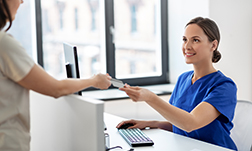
[145,94,220,133]
[17,64,111,98]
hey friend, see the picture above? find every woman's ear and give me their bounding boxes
[211,40,218,51]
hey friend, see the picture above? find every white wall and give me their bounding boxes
[169,0,252,101]
[168,0,209,83]
[209,0,252,101]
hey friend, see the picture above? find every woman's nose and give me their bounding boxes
[184,41,192,50]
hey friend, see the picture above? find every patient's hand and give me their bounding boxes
[91,73,111,89]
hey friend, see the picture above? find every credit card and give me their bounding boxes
[111,78,124,88]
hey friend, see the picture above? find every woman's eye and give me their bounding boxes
[194,39,199,42]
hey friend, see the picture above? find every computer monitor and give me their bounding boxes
[63,43,82,95]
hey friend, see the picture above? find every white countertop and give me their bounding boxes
[82,83,175,100]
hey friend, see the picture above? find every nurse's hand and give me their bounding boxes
[119,84,156,102]
[116,119,155,130]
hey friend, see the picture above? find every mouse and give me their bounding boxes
[117,123,134,129]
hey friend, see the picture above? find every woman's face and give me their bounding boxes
[5,0,23,21]
[182,24,216,65]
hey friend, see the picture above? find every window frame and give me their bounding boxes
[35,0,43,67]
[35,0,169,88]
[105,0,169,86]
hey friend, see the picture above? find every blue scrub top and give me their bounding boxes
[169,70,237,150]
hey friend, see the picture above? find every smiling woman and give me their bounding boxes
[185,17,221,63]
[181,18,221,83]
[117,17,238,151]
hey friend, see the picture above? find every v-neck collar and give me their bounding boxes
[190,70,219,85]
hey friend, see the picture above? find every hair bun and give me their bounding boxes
[212,50,221,63]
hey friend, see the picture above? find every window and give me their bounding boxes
[35,0,168,86]
[130,4,137,33]
[39,0,104,79]
[74,8,79,30]
[57,2,65,30]
[107,0,169,85]
[114,0,161,79]
[8,0,37,61]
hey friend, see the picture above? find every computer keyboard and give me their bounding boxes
[118,128,154,147]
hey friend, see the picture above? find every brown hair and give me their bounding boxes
[0,0,13,31]
[186,17,221,63]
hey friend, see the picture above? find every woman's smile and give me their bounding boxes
[185,53,196,57]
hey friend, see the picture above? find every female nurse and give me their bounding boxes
[0,0,111,150]
[117,17,237,150]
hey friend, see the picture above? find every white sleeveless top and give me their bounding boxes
[0,31,35,151]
